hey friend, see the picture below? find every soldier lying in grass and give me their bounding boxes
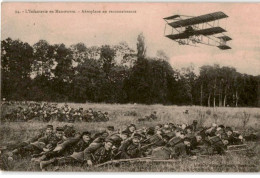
[2,121,255,171]
[39,138,115,171]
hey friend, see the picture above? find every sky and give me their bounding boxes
[2,2,260,76]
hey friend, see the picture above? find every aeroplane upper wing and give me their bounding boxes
[163,15,180,20]
[168,11,228,28]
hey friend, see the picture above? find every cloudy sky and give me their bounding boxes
[2,2,260,75]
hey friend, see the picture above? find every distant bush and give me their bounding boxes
[124,111,137,116]
[206,109,211,115]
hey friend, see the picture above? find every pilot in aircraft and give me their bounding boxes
[184,26,195,35]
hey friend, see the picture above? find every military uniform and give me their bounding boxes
[170,141,190,159]
[84,144,113,164]
[204,136,227,155]
[226,134,243,145]
[8,129,48,150]
[9,125,54,157]
[119,138,142,159]
[166,136,183,147]
[37,133,63,150]
[205,127,217,137]
[40,137,90,161]
[41,142,106,170]
[141,134,165,156]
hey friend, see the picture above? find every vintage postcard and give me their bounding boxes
[0,2,259,172]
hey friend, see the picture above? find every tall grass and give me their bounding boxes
[0,103,259,172]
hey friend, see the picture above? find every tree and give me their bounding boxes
[156,50,169,61]
[219,66,237,107]
[178,64,197,105]
[136,33,146,59]
[199,65,215,107]
[32,40,55,78]
[72,58,106,102]
[113,41,136,67]
[52,43,74,100]
[1,38,33,100]
[70,42,88,64]
[2,37,259,107]
[99,45,116,77]
[124,57,177,104]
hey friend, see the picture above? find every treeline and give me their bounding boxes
[1,34,260,107]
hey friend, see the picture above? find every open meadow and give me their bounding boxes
[1,103,260,172]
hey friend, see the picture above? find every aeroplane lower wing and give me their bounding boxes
[166,27,226,40]
[217,45,232,50]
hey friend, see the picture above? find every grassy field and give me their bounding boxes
[0,103,260,172]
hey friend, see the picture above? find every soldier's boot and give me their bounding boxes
[7,148,18,157]
[40,158,56,170]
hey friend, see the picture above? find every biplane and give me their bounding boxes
[163,11,232,50]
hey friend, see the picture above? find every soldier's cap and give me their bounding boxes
[108,134,122,143]
[146,127,155,135]
[218,125,225,129]
[225,127,233,132]
[183,137,191,142]
[129,124,136,128]
[81,131,91,137]
[180,131,186,135]
[105,138,114,144]
[163,131,176,138]
[56,127,64,132]
[121,130,129,136]
[93,132,102,138]
[185,126,193,130]
[46,125,54,129]
[193,120,198,123]
[107,126,115,131]
[133,133,142,139]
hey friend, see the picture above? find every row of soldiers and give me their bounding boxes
[2,120,258,171]
[1,102,109,122]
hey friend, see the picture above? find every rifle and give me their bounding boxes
[140,142,157,150]
[95,157,151,167]
[95,155,202,168]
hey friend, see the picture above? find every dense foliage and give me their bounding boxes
[1,34,259,106]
